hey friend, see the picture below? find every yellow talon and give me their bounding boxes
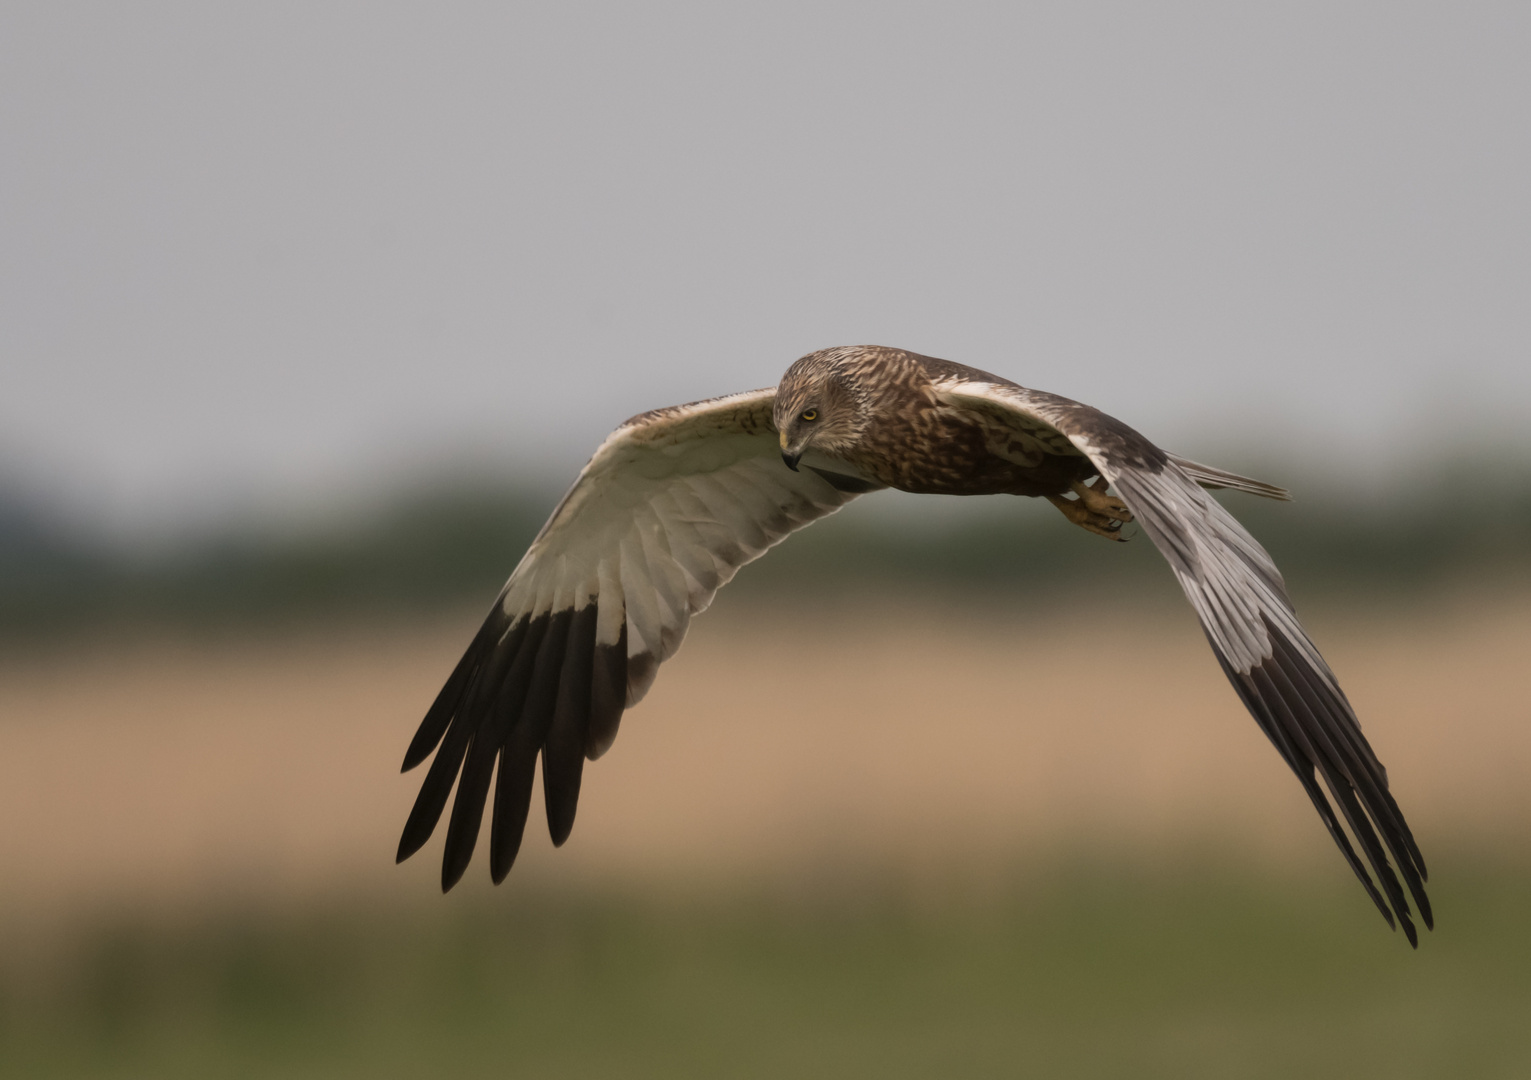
[1048,481,1134,541]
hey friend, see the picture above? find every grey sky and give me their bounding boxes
[3,2,1528,537]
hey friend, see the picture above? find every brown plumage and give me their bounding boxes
[777,345,1121,499]
[396,345,1430,947]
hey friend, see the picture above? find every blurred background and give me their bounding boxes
[3,2,1531,1076]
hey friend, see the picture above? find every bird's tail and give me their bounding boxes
[1168,455,1292,501]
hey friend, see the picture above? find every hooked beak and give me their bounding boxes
[779,430,801,471]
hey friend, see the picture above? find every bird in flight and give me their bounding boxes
[396,345,1431,945]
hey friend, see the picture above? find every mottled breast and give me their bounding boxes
[854,397,1093,498]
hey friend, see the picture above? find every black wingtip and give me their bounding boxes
[400,745,430,774]
[1373,894,1397,931]
[394,778,453,864]
[1229,625,1433,949]
[401,607,512,773]
[544,605,596,847]
[586,628,628,760]
[488,750,534,884]
[395,831,423,865]
[489,800,522,882]
[440,829,475,892]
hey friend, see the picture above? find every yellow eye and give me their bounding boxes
[800,409,818,422]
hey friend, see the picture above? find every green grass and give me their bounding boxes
[4,858,1530,1078]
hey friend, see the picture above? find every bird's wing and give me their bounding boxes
[934,377,1430,945]
[398,387,878,890]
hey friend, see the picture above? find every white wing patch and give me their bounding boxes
[498,387,860,705]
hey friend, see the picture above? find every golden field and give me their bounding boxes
[1,588,1526,918]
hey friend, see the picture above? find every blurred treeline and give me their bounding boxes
[3,454,1529,640]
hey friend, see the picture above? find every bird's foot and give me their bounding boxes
[1048,478,1133,540]
[1073,476,1131,519]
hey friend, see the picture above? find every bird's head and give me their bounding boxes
[773,348,874,470]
